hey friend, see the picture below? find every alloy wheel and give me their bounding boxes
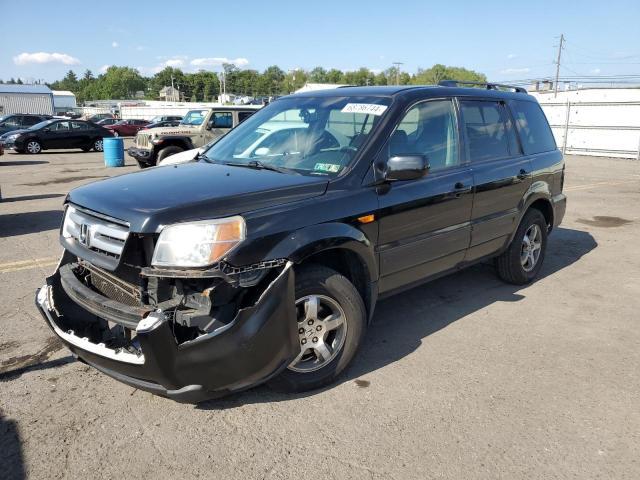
[521,224,542,272]
[26,141,41,154]
[288,294,348,373]
[94,139,103,151]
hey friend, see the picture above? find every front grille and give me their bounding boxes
[79,261,141,307]
[63,205,129,262]
[136,133,150,148]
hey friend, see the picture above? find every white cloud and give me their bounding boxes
[506,53,518,60]
[13,52,80,66]
[590,68,601,74]
[164,58,184,68]
[99,64,111,74]
[190,57,249,67]
[136,45,146,51]
[112,41,119,48]
[499,67,530,75]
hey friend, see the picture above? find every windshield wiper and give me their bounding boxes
[223,160,300,175]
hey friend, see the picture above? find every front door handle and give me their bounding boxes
[452,181,471,198]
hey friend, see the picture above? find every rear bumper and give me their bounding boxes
[552,193,567,229]
[35,262,298,403]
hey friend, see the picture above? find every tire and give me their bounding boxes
[92,139,104,152]
[136,159,151,169]
[157,145,184,162]
[495,209,548,285]
[112,131,119,137]
[269,264,366,393]
[25,140,42,154]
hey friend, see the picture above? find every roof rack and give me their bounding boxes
[438,80,528,94]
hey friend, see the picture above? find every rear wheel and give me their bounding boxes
[112,131,119,137]
[269,265,366,393]
[157,145,184,162]
[495,209,548,285]
[93,139,104,152]
[25,140,42,154]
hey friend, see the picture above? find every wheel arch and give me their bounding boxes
[265,222,378,322]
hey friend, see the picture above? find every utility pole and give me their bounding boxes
[554,34,565,97]
[392,62,403,85]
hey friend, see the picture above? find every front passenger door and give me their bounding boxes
[206,112,232,143]
[377,98,474,294]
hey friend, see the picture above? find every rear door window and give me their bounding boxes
[509,100,557,155]
[71,121,88,130]
[459,100,515,162]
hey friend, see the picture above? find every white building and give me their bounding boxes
[52,90,77,113]
[0,84,54,115]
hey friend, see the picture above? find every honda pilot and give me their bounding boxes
[36,82,566,403]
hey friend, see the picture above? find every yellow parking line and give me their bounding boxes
[0,258,59,274]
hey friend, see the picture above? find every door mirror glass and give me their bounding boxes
[253,147,270,156]
[385,155,429,181]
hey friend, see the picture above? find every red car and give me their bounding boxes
[105,119,149,137]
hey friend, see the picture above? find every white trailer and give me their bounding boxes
[0,84,55,116]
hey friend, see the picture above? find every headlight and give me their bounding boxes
[6,134,19,141]
[151,216,246,267]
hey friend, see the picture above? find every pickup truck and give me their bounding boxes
[127,106,261,168]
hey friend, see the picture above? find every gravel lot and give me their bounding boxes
[1,146,639,480]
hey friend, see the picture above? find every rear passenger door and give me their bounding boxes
[459,99,532,262]
[377,98,474,293]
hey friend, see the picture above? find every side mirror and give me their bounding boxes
[253,147,269,156]
[43,127,51,132]
[384,155,429,181]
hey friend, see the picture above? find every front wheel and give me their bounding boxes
[157,145,184,162]
[495,209,548,285]
[269,265,366,393]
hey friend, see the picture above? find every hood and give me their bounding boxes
[138,125,199,137]
[67,161,328,233]
[0,129,29,139]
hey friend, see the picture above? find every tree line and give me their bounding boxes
[1,64,486,104]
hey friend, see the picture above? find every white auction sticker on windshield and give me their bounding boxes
[341,103,388,116]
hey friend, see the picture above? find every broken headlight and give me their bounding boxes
[152,216,246,268]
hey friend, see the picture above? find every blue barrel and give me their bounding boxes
[103,137,125,167]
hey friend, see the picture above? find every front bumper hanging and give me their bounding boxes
[35,261,298,403]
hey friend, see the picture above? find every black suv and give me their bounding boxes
[36,82,566,403]
[0,113,52,135]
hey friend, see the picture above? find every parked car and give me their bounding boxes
[149,115,183,123]
[35,82,566,403]
[0,114,53,135]
[105,119,149,137]
[3,119,113,153]
[86,113,116,123]
[96,118,118,127]
[128,106,260,168]
[142,120,182,130]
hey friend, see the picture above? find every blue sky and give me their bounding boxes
[1,0,639,83]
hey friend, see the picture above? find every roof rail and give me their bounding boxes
[438,80,528,94]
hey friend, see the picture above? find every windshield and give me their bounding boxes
[202,96,390,177]
[29,120,54,130]
[181,110,208,126]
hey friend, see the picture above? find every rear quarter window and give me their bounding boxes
[510,100,557,155]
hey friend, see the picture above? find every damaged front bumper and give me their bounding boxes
[35,261,298,403]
